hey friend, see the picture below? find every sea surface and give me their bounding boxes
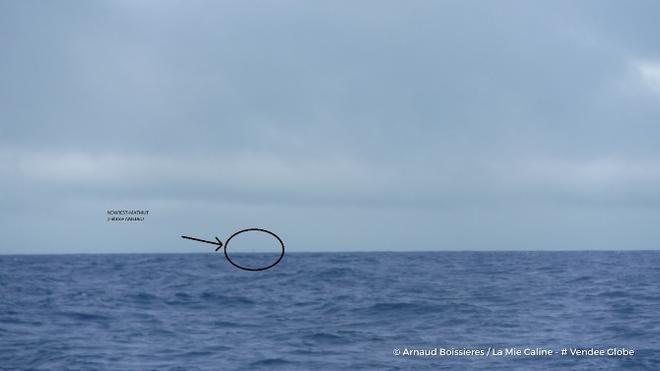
[1,251,660,370]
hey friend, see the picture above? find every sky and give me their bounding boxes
[1,0,660,253]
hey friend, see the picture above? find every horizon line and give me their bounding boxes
[1,249,659,256]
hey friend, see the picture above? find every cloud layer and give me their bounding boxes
[1,1,660,253]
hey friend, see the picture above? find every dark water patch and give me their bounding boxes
[248,357,296,368]
[301,332,345,345]
[55,310,113,322]
[199,291,255,306]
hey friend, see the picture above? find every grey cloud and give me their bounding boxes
[1,1,660,253]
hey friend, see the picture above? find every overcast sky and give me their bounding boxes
[1,1,660,253]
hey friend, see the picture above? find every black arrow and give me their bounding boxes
[181,235,223,251]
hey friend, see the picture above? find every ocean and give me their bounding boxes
[1,251,659,370]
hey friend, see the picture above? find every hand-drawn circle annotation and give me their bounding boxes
[181,228,285,271]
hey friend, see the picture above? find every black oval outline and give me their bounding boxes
[223,228,285,271]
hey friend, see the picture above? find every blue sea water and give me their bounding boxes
[1,251,660,370]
